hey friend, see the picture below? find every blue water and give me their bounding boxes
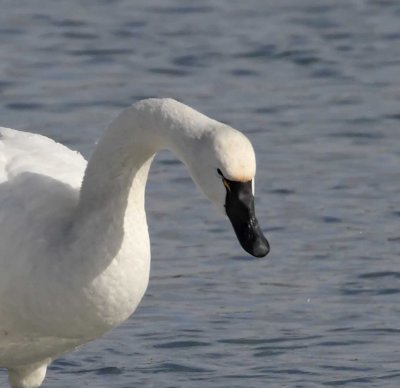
[1,0,400,386]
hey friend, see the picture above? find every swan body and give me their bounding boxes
[0,98,269,387]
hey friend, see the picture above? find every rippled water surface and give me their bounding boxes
[1,0,400,386]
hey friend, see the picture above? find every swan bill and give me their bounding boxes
[224,179,270,258]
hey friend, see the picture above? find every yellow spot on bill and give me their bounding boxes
[223,179,231,192]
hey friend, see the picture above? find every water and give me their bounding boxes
[1,0,400,386]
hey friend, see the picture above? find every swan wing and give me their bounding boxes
[0,127,87,187]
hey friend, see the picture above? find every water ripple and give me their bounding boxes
[154,341,210,349]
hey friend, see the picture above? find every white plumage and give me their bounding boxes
[0,98,263,387]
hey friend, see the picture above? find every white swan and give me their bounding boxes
[0,98,269,387]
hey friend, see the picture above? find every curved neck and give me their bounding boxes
[71,99,213,274]
[79,99,212,208]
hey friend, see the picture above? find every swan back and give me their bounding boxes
[0,128,86,240]
[0,127,86,186]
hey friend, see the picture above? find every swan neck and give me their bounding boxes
[75,98,213,256]
[79,98,213,208]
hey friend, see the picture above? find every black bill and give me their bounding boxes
[224,179,270,258]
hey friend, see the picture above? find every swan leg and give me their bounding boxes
[8,359,50,388]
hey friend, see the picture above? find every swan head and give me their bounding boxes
[184,123,270,258]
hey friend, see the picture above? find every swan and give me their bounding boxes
[0,98,269,387]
